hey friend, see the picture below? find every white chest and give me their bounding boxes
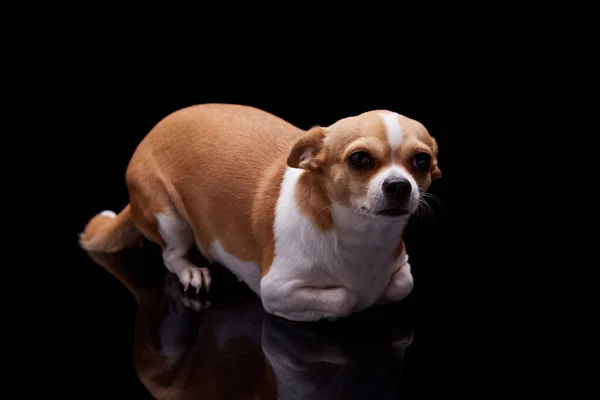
[270,168,407,308]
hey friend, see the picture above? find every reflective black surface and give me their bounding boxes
[78,244,416,399]
[64,68,451,398]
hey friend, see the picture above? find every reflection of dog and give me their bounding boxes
[79,104,441,321]
[261,313,414,399]
[86,248,277,400]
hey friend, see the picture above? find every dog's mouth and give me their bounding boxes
[358,206,410,218]
[376,208,409,217]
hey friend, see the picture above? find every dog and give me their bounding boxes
[79,103,441,321]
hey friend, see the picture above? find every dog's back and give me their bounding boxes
[80,104,304,294]
[127,103,302,255]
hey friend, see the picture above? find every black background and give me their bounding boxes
[61,54,453,398]
[38,9,561,396]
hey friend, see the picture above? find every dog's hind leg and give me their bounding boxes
[127,157,211,294]
[155,212,212,293]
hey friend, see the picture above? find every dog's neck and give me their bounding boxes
[295,169,408,253]
[331,203,409,253]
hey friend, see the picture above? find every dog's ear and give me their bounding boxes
[287,126,326,170]
[430,138,442,180]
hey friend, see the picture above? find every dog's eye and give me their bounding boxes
[412,153,431,172]
[349,151,372,168]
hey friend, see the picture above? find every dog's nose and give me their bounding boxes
[382,178,411,199]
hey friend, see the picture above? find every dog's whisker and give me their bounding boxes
[420,191,446,206]
[415,207,430,222]
[422,194,445,208]
[418,191,446,214]
[415,198,435,222]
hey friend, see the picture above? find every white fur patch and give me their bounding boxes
[210,240,261,295]
[260,167,410,321]
[379,112,403,162]
[99,210,116,218]
[156,213,194,261]
[156,212,211,293]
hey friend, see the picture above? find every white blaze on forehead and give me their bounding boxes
[379,112,403,162]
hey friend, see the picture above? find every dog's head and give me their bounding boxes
[287,110,441,219]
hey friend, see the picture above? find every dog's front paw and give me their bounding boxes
[323,287,358,321]
[378,263,414,305]
[265,285,358,322]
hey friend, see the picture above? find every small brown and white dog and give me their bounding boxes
[80,103,441,321]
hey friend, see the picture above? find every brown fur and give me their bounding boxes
[79,205,141,252]
[295,172,334,231]
[394,115,442,191]
[80,105,305,267]
[251,160,287,277]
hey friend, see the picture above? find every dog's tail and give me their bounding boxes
[79,205,141,252]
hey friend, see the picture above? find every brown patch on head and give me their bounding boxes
[391,115,442,192]
[286,111,400,209]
